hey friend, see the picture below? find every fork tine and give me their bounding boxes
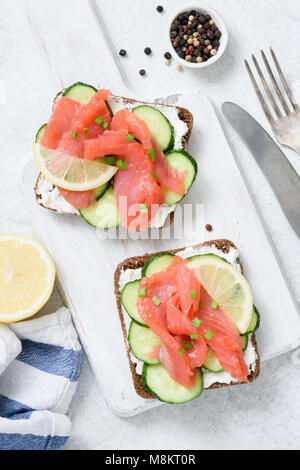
[245,60,274,126]
[270,47,297,111]
[252,54,282,119]
[261,50,291,116]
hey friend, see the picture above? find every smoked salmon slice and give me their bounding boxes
[138,257,200,387]
[83,130,129,160]
[84,114,185,196]
[57,187,97,209]
[197,287,249,383]
[110,109,152,152]
[58,90,112,158]
[41,91,111,208]
[167,301,196,336]
[41,97,81,150]
[187,335,208,369]
[111,110,185,196]
[84,132,165,231]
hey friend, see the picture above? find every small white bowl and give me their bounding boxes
[167,4,229,69]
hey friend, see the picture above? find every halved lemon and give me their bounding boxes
[0,234,56,323]
[33,143,117,191]
[187,254,253,333]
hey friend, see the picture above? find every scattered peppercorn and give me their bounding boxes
[205,224,213,232]
[119,49,126,57]
[177,65,183,71]
[169,10,222,63]
[165,60,170,65]
[156,5,163,12]
[139,69,146,76]
[144,47,152,55]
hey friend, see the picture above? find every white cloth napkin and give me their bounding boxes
[0,307,82,450]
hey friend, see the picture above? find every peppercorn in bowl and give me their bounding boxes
[167,5,228,69]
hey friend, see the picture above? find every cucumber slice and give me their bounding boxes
[121,280,147,327]
[203,335,248,373]
[141,252,174,278]
[79,186,121,229]
[241,334,248,351]
[142,363,203,403]
[187,252,229,264]
[94,182,110,201]
[162,150,197,206]
[245,306,260,333]
[132,105,174,152]
[203,348,224,373]
[35,123,47,144]
[129,321,161,364]
[62,82,97,104]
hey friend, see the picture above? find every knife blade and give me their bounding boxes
[222,102,300,238]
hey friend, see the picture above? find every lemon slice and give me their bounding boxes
[0,235,56,323]
[187,254,253,333]
[33,143,117,191]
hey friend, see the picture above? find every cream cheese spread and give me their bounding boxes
[36,176,79,215]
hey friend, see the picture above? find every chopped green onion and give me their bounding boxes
[192,317,202,328]
[138,288,147,297]
[94,116,103,125]
[190,333,199,340]
[105,156,116,165]
[182,341,193,350]
[147,148,156,162]
[139,203,148,215]
[199,301,203,309]
[204,330,214,341]
[116,159,128,170]
[151,171,158,180]
[152,296,161,306]
[211,300,218,310]
[178,348,185,356]
[82,128,89,136]
[190,289,197,299]
[126,133,135,142]
[72,131,79,139]
[101,121,109,130]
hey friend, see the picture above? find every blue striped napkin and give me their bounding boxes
[0,307,83,450]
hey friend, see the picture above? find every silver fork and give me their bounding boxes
[245,48,300,154]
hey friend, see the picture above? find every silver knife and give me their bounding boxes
[222,102,300,238]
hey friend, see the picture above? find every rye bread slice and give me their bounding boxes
[114,239,260,400]
[34,95,194,216]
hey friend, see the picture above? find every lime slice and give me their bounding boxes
[0,234,56,323]
[33,143,117,191]
[187,255,253,333]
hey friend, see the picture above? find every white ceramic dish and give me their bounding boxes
[167,4,229,69]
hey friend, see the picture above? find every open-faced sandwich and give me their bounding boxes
[115,239,260,403]
[33,82,196,231]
